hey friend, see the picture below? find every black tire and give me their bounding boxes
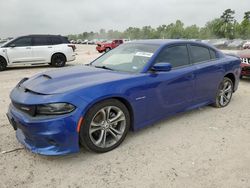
[240,75,243,79]
[0,57,7,71]
[51,53,66,67]
[213,77,233,108]
[105,48,111,53]
[80,99,130,153]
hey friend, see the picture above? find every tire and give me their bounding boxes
[105,48,111,53]
[51,53,66,67]
[240,75,243,79]
[213,77,233,108]
[80,99,130,153]
[0,57,7,71]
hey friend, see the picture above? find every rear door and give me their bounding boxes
[6,37,33,64]
[31,36,53,63]
[189,44,223,103]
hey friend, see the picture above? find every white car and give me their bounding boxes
[0,35,76,71]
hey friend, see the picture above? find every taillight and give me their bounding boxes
[68,44,76,52]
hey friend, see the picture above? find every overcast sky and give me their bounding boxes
[0,0,249,38]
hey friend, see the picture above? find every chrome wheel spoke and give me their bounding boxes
[223,95,229,102]
[95,130,105,146]
[220,96,224,105]
[224,83,232,92]
[102,130,107,147]
[110,111,125,124]
[110,126,123,135]
[90,126,103,134]
[108,129,119,141]
[91,122,102,127]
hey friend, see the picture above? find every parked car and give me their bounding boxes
[96,39,124,53]
[0,35,76,71]
[7,40,241,155]
[237,49,250,78]
[243,41,250,49]
[208,39,231,49]
[227,39,245,49]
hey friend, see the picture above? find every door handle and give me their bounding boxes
[26,47,31,49]
[48,46,52,48]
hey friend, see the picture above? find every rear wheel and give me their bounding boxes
[51,54,66,67]
[0,57,7,71]
[80,99,130,153]
[105,48,111,53]
[213,77,233,108]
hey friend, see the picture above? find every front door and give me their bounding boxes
[144,44,195,121]
[6,36,33,64]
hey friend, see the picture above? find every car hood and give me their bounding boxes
[237,49,250,58]
[21,65,134,95]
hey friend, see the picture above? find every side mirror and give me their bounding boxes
[152,62,172,72]
[10,44,16,48]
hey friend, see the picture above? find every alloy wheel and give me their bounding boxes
[89,106,126,148]
[218,79,233,107]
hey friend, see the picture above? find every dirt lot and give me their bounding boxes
[0,45,249,188]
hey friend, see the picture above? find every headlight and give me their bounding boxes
[36,103,75,115]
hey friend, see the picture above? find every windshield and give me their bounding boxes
[91,43,160,73]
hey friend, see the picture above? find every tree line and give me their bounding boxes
[68,9,250,41]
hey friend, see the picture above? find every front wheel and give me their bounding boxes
[80,99,130,153]
[51,54,66,67]
[213,77,233,108]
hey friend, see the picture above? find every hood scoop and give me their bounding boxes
[41,74,52,79]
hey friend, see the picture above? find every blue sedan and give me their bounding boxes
[7,40,241,155]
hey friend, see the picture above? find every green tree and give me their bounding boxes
[239,11,250,39]
[219,9,236,39]
[184,25,200,39]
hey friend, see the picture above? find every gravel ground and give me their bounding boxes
[0,45,249,188]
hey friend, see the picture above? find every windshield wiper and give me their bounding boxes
[94,65,114,71]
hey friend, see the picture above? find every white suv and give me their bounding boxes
[0,35,76,71]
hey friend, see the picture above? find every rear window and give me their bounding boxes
[210,49,217,59]
[190,45,211,63]
[33,37,51,46]
[51,37,62,45]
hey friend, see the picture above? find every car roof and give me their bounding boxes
[131,39,203,45]
[130,39,218,50]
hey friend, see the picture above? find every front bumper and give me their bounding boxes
[7,103,80,155]
[96,46,105,52]
[241,63,250,76]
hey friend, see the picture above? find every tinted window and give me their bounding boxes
[61,37,70,43]
[210,49,217,59]
[11,37,32,47]
[190,45,211,63]
[51,37,62,45]
[33,37,51,46]
[155,45,190,68]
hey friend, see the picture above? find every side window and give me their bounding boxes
[210,49,217,60]
[190,45,211,63]
[155,45,190,68]
[51,37,62,45]
[33,37,51,46]
[11,37,32,47]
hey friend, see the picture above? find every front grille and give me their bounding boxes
[12,102,36,116]
[242,66,250,71]
[240,58,250,64]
